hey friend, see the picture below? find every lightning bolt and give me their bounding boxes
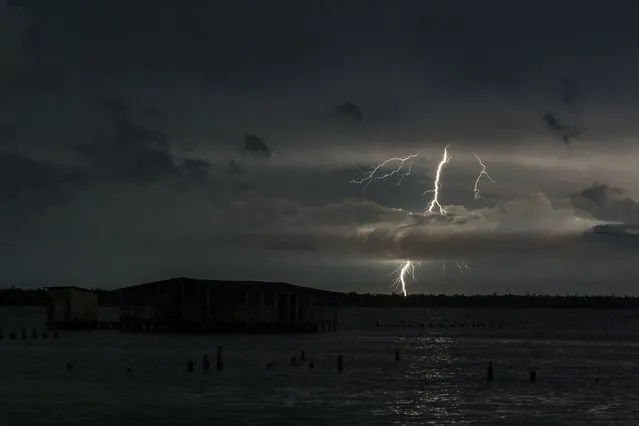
[351,154,420,296]
[472,153,495,200]
[392,261,416,297]
[349,145,493,297]
[421,145,472,283]
[351,153,418,193]
[424,144,452,214]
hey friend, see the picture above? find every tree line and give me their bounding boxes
[341,292,639,309]
[3,287,639,309]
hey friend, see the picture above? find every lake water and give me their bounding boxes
[1,307,639,425]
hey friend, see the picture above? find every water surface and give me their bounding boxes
[1,307,638,425]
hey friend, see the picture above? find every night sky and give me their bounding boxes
[2,0,639,294]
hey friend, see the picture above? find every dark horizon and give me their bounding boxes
[4,278,639,310]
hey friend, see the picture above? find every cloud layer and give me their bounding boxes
[219,192,615,262]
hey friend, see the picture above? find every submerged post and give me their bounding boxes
[487,361,494,382]
[395,350,400,362]
[203,355,210,372]
[337,354,343,372]
[530,369,537,383]
[187,360,194,373]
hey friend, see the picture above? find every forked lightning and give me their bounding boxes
[350,153,418,193]
[393,261,416,297]
[423,144,452,215]
[473,153,495,200]
[351,145,494,296]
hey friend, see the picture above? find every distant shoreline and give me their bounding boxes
[2,288,639,309]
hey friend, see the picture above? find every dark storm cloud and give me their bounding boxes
[337,102,363,122]
[570,182,639,223]
[78,121,174,183]
[542,112,582,144]
[572,182,626,207]
[243,134,271,158]
[78,97,211,184]
[586,224,639,251]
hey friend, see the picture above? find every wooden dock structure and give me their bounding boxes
[118,278,341,334]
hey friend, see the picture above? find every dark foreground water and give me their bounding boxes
[1,307,639,425]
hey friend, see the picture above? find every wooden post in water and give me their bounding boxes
[187,360,194,373]
[486,361,494,382]
[337,355,343,372]
[395,350,400,362]
[529,369,537,383]
[203,355,210,372]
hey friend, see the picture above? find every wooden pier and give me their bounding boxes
[118,278,341,335]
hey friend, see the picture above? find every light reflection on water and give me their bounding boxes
[1,307,639,424]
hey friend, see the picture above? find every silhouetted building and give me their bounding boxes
[118,278,341,333]
[46,286,99,328]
